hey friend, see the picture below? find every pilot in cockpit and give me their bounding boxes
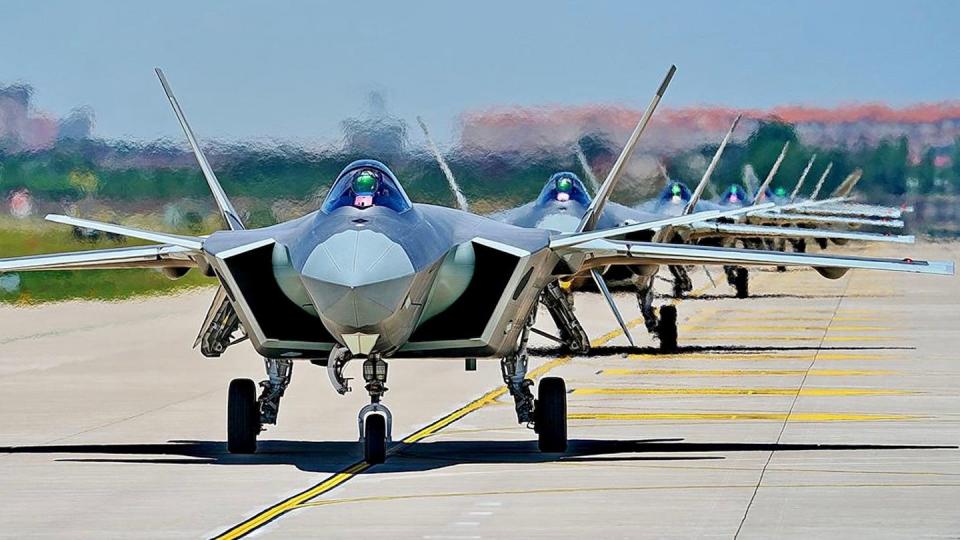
[536,172,591,207]
[321,160,413,214]
[554,176,574,202]
[350,169,382,208]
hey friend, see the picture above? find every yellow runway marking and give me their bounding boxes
[569,412,916,422]
[571,387,907,396]
[628,353,889,362]
[601,368,892,376]
[211,287,687,539]
[681,325,893,332]
[291,482,960,510]
[682,335,894,342]
[722,316,887,323]
[713,308,876,314]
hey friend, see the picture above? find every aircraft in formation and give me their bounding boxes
[419,112,915,351]
[0,66,953,464]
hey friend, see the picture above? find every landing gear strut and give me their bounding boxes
[226,358,293,454]
[358,356,391,464]
[540,281,590,353]
[635,276,658,333]
[668,265,693,299]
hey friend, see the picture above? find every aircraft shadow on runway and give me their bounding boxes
[528,344,915,358]
[1,438,954,474]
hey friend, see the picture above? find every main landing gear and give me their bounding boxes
[540,281,590,354]
[326,345,393,464]
[725,266,749,298]
[668,265,693,299]
[502,318,568,452]
[227,358,293,454]
[635,276,678,353]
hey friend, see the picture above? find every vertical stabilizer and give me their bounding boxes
[155,68,244,231]
[577,65,676,233]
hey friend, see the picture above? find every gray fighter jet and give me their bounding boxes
[0,67,953,464]
[421,113,913,352]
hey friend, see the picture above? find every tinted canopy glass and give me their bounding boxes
[535,172,592,206]
[321,160,412,213]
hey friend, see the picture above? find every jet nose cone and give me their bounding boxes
[300,229,415,328]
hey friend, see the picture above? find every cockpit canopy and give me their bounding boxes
[321,160,413,214]
[756,186,785,202]
[657,181,692,204]
[720,184,750,205]
[535,172,591,207]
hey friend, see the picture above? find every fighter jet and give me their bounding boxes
[0,67,953,465]
[420,112,917,352]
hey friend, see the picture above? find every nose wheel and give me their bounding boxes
[360,406,391,464]
[357,356,392,464]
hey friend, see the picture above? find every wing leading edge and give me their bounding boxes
[554,239,954,277]
[0,244,198,272]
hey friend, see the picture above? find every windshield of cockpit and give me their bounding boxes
[321,162,412,213]
[720,185,748,204]
[535,173,591,206]
[659,182,692,204]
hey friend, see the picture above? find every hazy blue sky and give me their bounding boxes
[2,0,957,143]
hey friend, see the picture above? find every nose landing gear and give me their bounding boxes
[358,356,391,464]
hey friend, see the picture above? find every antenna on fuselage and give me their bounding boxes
[417,116,470,212]
[576,65,676,233]
[683,114,741,215]
[789,154,817,202]
[751,140,790,206]
[155,68,244,231]
[574,143,602,196]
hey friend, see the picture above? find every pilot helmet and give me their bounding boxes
[555,176,573,202]
[351,169,380,208]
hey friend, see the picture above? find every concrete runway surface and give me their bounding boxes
[1,243,958,539]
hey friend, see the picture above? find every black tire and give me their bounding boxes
[657,305,679,353]
[364,414,387,464]
[672,280,685,299]
[537,377,567,452]
[227,378,259,454]
[734,268,749,299]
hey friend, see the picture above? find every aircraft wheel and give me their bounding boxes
[672,280,685,299]
[657,305,678,352]
[536,377,567,452]
[364,414,387,464]
[227,378,260,454]
[734,268,749,298]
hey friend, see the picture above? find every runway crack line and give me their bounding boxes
[733,274,852,539]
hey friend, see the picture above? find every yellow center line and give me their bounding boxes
[570,387,908,396]
[628,353,890,362]
[721,317,887,322]
[212,289,682,539]
[600,368,892,376]
[682,335,893,342]
[680,325,893,332]
[569,412,917,422]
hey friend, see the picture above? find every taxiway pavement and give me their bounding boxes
[1,243,958,538]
